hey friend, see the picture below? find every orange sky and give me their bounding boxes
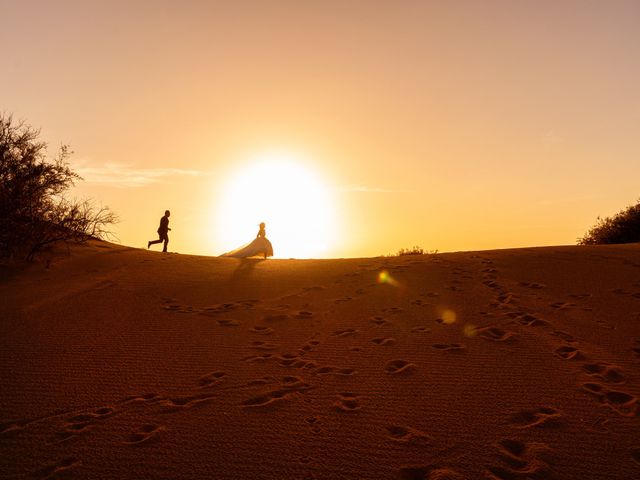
[3,1,640,258]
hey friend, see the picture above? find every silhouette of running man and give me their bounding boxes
[148,210,171,252]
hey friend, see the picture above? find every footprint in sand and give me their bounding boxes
[586,416,610,433]
[165,304,199,313]
[550,301,576,310]
[583,363,625,383]
[508,407,562,429]
[58,407,114,440]
[581,382,638,417]
[436,317,457,326]
[160,393,216,412]
[305,415,322,434]
[385,359,415,374]
[240,391,290,408]
[124,424,164,445]
[495,292,514,306]
[198,371,226,387]
[240,380,312,409]
[251,340,280,350]
[551,331,576,343]
[119,393,163,410]
[399,465,465,480]
[250,325,275,335]
[334,393,361,412]
[554,345,583,360]
[477,327,516,342]
[372,337,396,346]
[411,299,432,306]
[315,366,356,376]
[200,303,242,315]
[0,420,29,437]
[67,407,114,424]
[567,293,591,299]
[242,353,273,362]
[370,316,391,326]
[519,281,546,289]
[300,339,321,353]
[411,326,431,333]
[334,296,352,304]
[217,318,240,327]
[245,377,276,387]
[278,353,312,369]
[486,439,552,480]
[612,288,630,295]
[383,307,404,315]
[303,286,326,292]
[33,458,80,479]
[483,279,500,289]
[515,313,548,327]
[595,318,614,329]
[386,425,432,445]
[431,343,465,352]
[332,329,358,337]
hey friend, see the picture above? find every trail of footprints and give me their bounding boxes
[486,438,552,480]
[479,258,639,420]
[10,266,640,477]
[240,376,313,409]
[33,458,80,479]
[56,407,115,442]
[124,424,163,445]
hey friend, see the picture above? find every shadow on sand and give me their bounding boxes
[230,257,265,282]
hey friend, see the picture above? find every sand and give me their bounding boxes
[1,240,639,479]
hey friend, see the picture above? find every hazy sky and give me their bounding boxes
[3,0,639,258]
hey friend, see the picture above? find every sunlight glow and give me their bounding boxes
[216,151,337,258]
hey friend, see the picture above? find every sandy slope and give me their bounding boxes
[1,241,640,479]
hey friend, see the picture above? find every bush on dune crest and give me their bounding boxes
[393,246,438,256]
[0,113,118,261]
[579,199,640,245]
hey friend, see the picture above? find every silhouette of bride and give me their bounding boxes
[221,222,274,259]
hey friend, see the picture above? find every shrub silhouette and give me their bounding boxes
[393,246,438,256]
[0,114,118,260]
[579,199,640,245]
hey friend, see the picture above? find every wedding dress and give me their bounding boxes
[221,227,273,258]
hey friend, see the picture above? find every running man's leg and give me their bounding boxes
[149,234,164,249]
[162,233,169,252]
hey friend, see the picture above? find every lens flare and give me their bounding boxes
[377,270,399,287]
[463,324,477,337]
[440,309,457,324]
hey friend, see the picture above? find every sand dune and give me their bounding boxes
[1,241,640,479]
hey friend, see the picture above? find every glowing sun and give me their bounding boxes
[216,152,337,258]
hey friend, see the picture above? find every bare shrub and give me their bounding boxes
[393,246,438,256]
[579,199,640,245]
[0,114,118,260]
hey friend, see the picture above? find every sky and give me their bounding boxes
[2,0,639,258]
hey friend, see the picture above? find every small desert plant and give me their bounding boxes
[0,113,118,261]
[578,199,640,245]
[393,246,437,256]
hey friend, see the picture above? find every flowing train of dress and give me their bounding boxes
[221,236,274,258]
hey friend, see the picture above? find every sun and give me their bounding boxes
[215,151,338,258]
